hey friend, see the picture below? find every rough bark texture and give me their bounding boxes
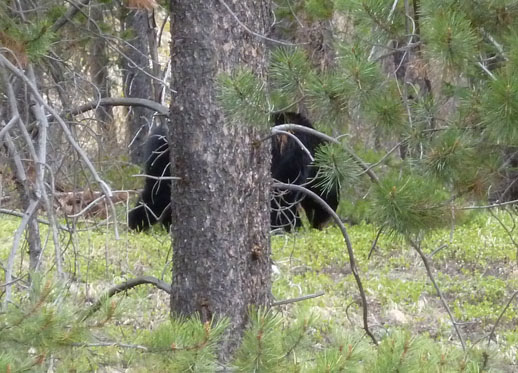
[88,5,113,133]
[122,9,155,164]
[169,0,272,359]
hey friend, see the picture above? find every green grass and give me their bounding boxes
[1,209,517,370]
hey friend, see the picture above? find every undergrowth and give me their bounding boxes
[0,210,517,370]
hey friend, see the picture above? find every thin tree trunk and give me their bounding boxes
[0,64,42,273]
[122,9,155,164]
[169,0,272,360]
[88,6,113,133]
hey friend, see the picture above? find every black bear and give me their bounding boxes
[128,125,172,231]
[271,112,339,231]
[128,112,340,231]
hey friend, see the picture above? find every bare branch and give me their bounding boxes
[27,66,63,276]
[0,53,120,239]
[271,128,314,162]
[408,238,466,350]
[273,124,380,184]
[71,341,148,351]
[0,114,19,141]
[132,174,181,180]
[63,97,169,119]
[487,290,518,347]
[488,208,518,265]
[83,276,171,320]
[273,182,377,345]
[368,226,384,260]
[460,199,518,210]
[51,0,91,33]
[0,209,71,232]
[271,291,325,306]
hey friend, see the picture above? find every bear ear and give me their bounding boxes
[272,112,312,127]
[271,112,287,126]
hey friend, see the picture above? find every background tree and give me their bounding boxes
[88,3,114,136]
[121,5,160,164]
[168,0,273,359]
[1,0,518,369]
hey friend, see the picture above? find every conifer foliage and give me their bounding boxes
[1,0,518,370]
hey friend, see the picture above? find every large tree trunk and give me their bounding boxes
[169,0,272,360]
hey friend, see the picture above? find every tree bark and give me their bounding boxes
[88,5,113,133]
[122,8,156,164]
[169,0,272,360]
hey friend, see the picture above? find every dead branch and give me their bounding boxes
[368,226,384,260]
[55,189,134,219]
[83,276,171,320]
[460,199,518,210]
[0,54,120,239]
[27,66,63,276]
[487,290,518,347]
[487,208,518,265]
[62,97,169,119]
[50,0,91,32]
[271,291,325,306]
[408,238,466,350]
[273,124,379,184]
[0,209,71,232]
[271,128,314,162]
[0,114,19,141]
[132,174,180,180]
[273,181,377,345]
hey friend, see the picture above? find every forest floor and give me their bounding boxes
[0,209,517,371]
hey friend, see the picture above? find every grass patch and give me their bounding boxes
[1,209,518,369]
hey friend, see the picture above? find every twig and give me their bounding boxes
[477,61,497,80]
[65,194,111,218]
[3,198,39,309]
[429,243,448,257]
[488,208,518,265]
[0,209,71,232]
[487,290,518,347]
[50,0,91,32]
[271,291,325,306]
[132,174,181,180]
[359,140,405,177]
[62,97,169,119]
[368,226,384,260]
[274,182,377,345]
[271,128,314,162]
[408,238,466,350]
[273,124,380,184]
[459,199,518,210]
[0,54,120,239]
[83,276,171,320]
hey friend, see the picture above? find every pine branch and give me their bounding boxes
[272,124,380,184]
[51,0,91,33]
